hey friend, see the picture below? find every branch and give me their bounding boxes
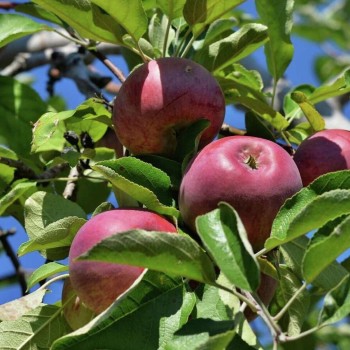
[62,166,80,200]
[0,228,27,296]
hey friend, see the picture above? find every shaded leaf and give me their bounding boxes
[0,76,47,157]
[265,170,350,250]
[196,202,260,292]
[32,0,124,44]
[271,266,309,336]
[281,236,349,292]
[320,275,350,327]
[156,0,186,20]
[302,215,350,283]
[183,0,245,36]
[92,158,179,218]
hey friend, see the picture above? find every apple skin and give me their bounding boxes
[293,129,350,186]
[179,136,303,251]
[68,209,177,314]
[113,57,225,156]
[244,273,278,322]
[61,278,95,330]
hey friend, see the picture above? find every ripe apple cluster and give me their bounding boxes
[67,58,350,325]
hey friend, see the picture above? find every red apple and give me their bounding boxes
[61,278,95,330]
[179,136,303,251]
[69,209,177,314]
[112,57,225,156]
[293,129,350,186]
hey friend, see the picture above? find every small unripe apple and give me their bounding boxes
[113,57,225,156]
[293,129,350,186]
[61,278,95,330]
[179,136,303,251]
[69,209,177,314]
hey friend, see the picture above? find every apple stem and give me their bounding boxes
[245,155,258,170]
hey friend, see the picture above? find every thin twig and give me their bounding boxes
[273,282,308,322]
[62,166,80,200]
[0,228,28,296]
[89,49,126,83]
[220,123,246,137]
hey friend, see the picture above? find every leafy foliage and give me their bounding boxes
[1,0,350,349]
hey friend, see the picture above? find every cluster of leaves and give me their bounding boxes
[1,0,350,349]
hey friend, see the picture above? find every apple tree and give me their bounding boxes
[1,1,350,349]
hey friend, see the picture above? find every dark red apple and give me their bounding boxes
[61,278,95,330]
[293,129,350,186]
[179,136,303,251]
[113,57,225,156]
[68,209,177,314]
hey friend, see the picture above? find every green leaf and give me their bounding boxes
[285,122,313,145]
[320,275,350,327]
[31,110,74,153]
[265,170,350,250]
[0,288,47,321]
[271,266,309,336]
[24,191,86,240]
[52,272,192,350]
[148,12,175,57]
[183,0,245,36]
[196,202,260,292]
[0,181,36,217]
[78,229,217,284]
[0,76,47,157]
[92,158,179,218]
[166,318,236,350]
[92,0,148,41]
[174,119,210,171]
[0,13,49,48]
[15,3,65,26]
[283,84,315,121]
[196,23,268,73]
[32,0,124,44]
[308,69,350,105]
[290,91,325,132]
[281,236,349,292]
[136,155,182,190]
[302,215,350,283]
[156,0,186,20]
[232,94,289,131]
[0,304,69,349]
[256,0,294,81]
[20,216,86,260]
[200,18,237,48]
[245,112,275,141]
[26,262,68,290]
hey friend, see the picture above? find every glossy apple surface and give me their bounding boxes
[69,209,177,314]
[179,136,303,250]
[293,129,350,186]
[113,57,225,156]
